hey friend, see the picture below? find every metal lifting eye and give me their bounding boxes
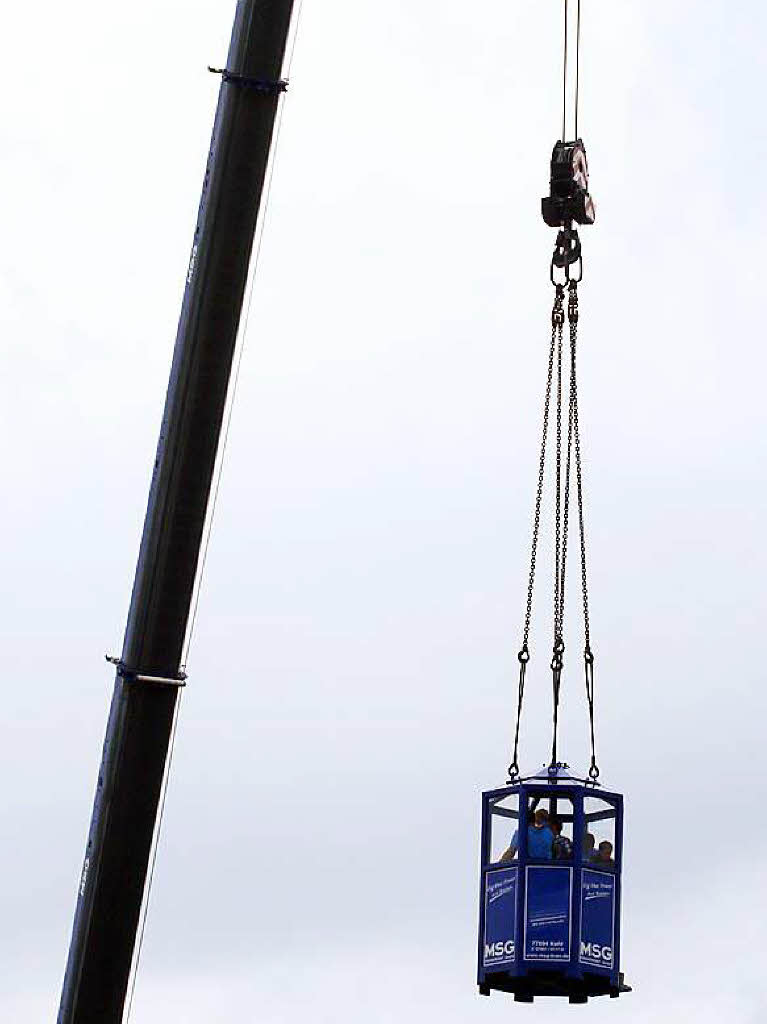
[541,139,596,229]
[552,229,581,269]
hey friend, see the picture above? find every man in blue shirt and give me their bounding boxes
[499,808,555,861]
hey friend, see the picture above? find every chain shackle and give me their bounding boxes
[584,644,599,782]
[550,659,563,768]
[507,651,530,783]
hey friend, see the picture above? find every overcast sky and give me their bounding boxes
[2,1,767,1021]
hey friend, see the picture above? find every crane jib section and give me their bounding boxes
[57,2,296,1021]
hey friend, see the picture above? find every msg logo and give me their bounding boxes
[484,940,515,962]
[580,941,612,964]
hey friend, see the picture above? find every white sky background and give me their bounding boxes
[2,0,766,1020]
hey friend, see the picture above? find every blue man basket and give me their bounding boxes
[477,765,631,1003]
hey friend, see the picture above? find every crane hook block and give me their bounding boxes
[541,139,596,228]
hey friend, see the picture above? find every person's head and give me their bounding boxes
[533,808,549,829]
[598,840,613,861]
[549,816,562,836]
[584,832,595,853]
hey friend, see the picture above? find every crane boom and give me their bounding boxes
[58,2,295,1019]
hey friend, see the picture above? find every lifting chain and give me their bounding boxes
[507,273,599,783]
[507,285,564,783]
[567,282,599,781]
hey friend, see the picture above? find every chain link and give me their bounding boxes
[520,285,564,652]
[553,303,564,645]
[550,308,567,768]
[569,283,591,649]
[508,284,564,782]
[567,281,599,780]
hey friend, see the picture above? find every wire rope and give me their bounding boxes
[575,0,582,139]
[562,0,569,142]
[562,0,583,142]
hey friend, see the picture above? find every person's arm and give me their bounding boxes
[499,828,519,862]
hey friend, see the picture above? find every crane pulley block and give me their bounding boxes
[541,139,595,228]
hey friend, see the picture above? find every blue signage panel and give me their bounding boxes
[524,866,572,962]
[580,869,615,971]
[483,868,518,968]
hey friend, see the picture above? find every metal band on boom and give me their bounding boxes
[208,66,289,94]
[105,656,188,688]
